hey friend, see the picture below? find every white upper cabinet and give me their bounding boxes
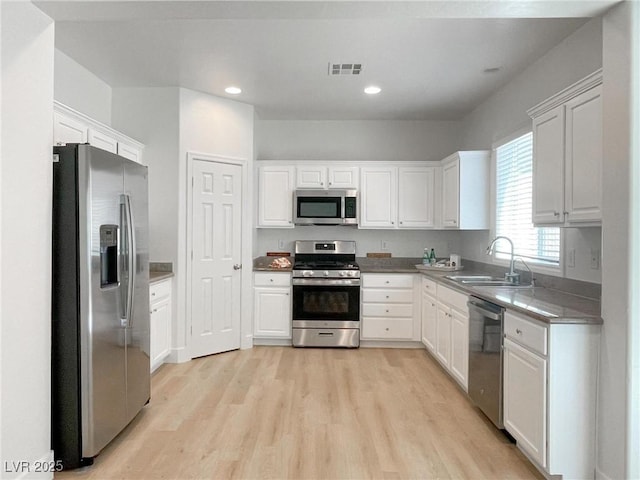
[87,128,118,154]
[398,166,435,228]
[53,102,144,164]
[328,166,359,189]
[440,151,490,229]
[528,69,602,226]
[360,165,437,230]
[53,111,88,145]
[360,167,398,228]
[296,165,359,189]
[258,165,295,228]
[532,106,565,224]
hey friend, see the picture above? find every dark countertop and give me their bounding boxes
[253,256,293,272]
[419,268,602,325]
[150,271,174,283]
[251,255,601,325]
[356,257,601,325]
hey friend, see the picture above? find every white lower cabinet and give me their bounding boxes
[253,272,291,339]
[150,278,172,373]
[420,278,437,353]
[361,273,420,341]
[503,310,600,479]
[420,279,469,391]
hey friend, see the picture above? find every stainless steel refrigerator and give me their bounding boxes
[51,144,150,469]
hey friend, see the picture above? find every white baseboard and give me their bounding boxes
[360,340,424,349]
[166,346,190,363]
[253,338,292,346]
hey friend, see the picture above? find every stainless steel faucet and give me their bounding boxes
[486,236,520,284]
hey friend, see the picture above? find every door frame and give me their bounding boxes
[185,151,252,358]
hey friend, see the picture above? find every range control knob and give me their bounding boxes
[303,270,313,277]
[339,271,346,277]
[323,271,329,277]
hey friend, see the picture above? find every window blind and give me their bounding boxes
[495,132,560,266]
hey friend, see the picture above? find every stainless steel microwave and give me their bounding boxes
[293,189,358,225]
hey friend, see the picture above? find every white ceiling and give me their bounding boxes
[35,1,617,120]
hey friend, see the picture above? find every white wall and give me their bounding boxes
[256,119,461,162]
[111,87,180,264]
[256,227,463,260]
[177,88,255,354]
[54,49,112,125]
[255,119,463,258]
[1,2,55,478]
[457,17,604,284]
[598,3,634,479]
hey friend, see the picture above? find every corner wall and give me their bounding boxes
[54,49,112,125]
[1,3,55,478]
[598,3,634,478]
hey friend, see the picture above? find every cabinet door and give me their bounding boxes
[442,159,460,228]
[564,85,602,224]
[258,166,294,227]
[118,142,143,164]
[53,111,88,145]
[421,292,437,353]
[435,302,451,367]
[296,166,327,189]
[328,166,359,189]
[150,297,171,372]
[253,287,291,338]
[398,167,435,228]
[504,338,547,468]
[450,307,469,390]
[532,106,565,224]
[88,128,118,154]
[360,167,397,228]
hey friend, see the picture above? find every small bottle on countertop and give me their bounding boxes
[422,248,430,265]
[429,248,436,265]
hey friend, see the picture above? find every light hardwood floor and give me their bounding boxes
[57,347,542,480]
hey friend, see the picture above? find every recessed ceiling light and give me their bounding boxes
[225,86,242,95]
[364,86,381,95]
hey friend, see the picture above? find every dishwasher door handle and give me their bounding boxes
[467,301,503,321]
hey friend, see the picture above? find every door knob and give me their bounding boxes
[233,264,242,270]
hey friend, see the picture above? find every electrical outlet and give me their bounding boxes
[567,249,575,268]
[590,249,600,270]
[381,240,389,251]
[278,239,285,250]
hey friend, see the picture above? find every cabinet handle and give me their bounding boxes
[386,295,390,299]
[453,220,457,225]
[385,328,389,331]
[391,221,395,225]
[385,309,389,313]
[320,182,324,186]
[151,292,156,297]
[233,264,242,270]
[516,328,522,335]
[431,303,435,307]
[553,211,560,217]
[385,281,390,284]
[270,279,274,282]
[563,211,569,216]
[329,182,332,186]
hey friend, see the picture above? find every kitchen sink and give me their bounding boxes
[446,275,532,288]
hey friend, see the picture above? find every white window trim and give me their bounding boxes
[489,128,564,276]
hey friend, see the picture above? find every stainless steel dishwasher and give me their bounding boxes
[467,295,505,429]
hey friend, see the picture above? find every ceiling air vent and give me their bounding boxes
[329,63,363,76]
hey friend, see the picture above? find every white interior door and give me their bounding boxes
[190,159,242,358]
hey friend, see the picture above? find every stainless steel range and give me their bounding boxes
[292,240,360,348]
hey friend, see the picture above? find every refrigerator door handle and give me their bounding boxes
[120,194,136,327]
[119,200,129,325]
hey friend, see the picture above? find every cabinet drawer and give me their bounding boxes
[422,277,437,295]
[362,274,414,289]
[150,279,171,303]
[437,284,467,311]
[362,288,414,304]
[362,317,414,340]
[505,311,548,356]
[254,272,291,287]
[362,303,413,318]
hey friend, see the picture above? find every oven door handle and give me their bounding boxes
[292,278,361,286]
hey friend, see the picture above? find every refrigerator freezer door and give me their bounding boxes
[79,145,128,457]
[123,161,151,422]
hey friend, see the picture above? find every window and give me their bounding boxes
[495,131,560,267]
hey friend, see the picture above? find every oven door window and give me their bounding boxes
[297,197,341,218]
[292,285,359,321]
